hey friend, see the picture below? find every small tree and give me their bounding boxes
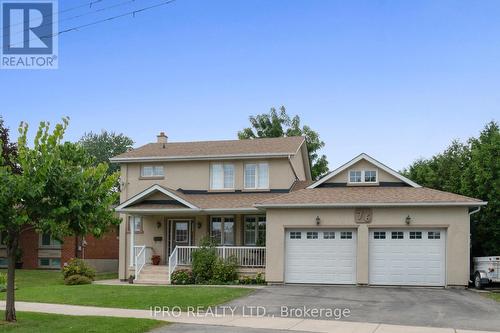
[0,118,120,322]
[238,106,329,180]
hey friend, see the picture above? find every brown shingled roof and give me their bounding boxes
[111,136,305,161]
[256,187,485,207]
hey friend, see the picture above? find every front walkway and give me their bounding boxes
[1,301,498,333]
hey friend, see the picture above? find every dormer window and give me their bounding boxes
[141,165,164,178]
[349,171,362,183]
[349,170,377,184]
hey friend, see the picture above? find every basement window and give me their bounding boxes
[39,258,61,269]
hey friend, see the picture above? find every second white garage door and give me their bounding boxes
[285,229,356,284]
[369,229,446,286]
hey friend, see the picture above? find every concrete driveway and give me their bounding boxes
[224,285,500,331]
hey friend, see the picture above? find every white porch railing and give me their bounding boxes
[133,245,153,281]
[168,246,266,278]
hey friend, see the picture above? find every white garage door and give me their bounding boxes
[369,229,446,286]
[285,229,356,284]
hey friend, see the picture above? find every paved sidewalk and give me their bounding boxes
[1,301,498,333]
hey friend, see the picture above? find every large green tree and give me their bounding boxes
[403,121,499,256]
[238,106,329,180]
[79,130,134,175]
[0,118,120,322]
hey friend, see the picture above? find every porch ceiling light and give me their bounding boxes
[316,216,321,225]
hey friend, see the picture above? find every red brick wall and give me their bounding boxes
[19,228,38,269]
[82,227,119,259]
[16,227,119,269]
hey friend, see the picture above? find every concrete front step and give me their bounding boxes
[134,279,170,285]
[135,265,170,285]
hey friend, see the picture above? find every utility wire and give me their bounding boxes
[3,0,146,39]
[0,0,106,33]
[3,0,176,49]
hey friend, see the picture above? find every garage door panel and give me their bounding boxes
[285,229,356,284]
[369,229,446,286]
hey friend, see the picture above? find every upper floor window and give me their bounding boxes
[141,165,164,178]
[210,163,234,190]
[349,171,362,183]
[40,233,61,248]
[244,163,269,189]
[349,170,377,184]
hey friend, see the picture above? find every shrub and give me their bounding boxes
[62,258,95,280]
[191,237,218,284]
[211,256,238,284]
[170,269,194,285]
[239,272,266,285]
[64,274,92,285]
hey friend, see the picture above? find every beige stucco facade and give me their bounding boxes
[265,206,470,287]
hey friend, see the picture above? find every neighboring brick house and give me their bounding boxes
[0,227,119,272]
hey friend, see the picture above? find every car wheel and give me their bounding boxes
[474,272,484,289]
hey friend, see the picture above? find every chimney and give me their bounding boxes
[157,132,168,144]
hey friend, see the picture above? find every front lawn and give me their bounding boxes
[487,292,500,302]
[0,311,165,333]
[0,269,253,310]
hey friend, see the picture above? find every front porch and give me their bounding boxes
[126,215,267,284]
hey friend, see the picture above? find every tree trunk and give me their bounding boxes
[5,234,18,322]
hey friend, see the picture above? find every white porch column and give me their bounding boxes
[129,216,135,267]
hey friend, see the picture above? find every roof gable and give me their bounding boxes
[115,185,199,211]
[308,153,421,189]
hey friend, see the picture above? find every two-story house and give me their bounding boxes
[112,133,486,287]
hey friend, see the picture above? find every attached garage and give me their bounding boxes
[369,229,446,286]
[285,229,357,284]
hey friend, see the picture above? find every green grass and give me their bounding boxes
[487,292,500,302]
[0,311,166,333]
[0,269,254,310]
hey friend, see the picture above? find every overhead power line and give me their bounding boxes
[0,0,106,33]
[3,0,147,39]
[3,0,176,49]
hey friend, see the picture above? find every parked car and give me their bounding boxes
[472,256,500,289]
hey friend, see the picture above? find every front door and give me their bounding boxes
[168,220,192,258]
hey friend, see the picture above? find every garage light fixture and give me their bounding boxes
[316,216,321,225]
[405,215,411,225]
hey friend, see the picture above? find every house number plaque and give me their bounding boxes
[355,208,372,223]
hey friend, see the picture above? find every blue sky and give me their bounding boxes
[1,0,498,171]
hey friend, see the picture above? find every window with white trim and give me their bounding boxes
[364,170,377,182]
[349,170,377,183]
[428,231,441,239]
[244,163,269,189]
[323,231,335,239]
[39,258,61,268]
[290,231,301,239]
[349,171,362,183]
[141,165,164,178]
[374,231,386,239]
[244,216,266,246]
[40,233,61,248]
[210,163,235,189]
[341,231,352,239]
[127,216,143,233]
[210,216,235,245]
[306,232,318,239]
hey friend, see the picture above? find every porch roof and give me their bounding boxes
[116,184,285,214]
